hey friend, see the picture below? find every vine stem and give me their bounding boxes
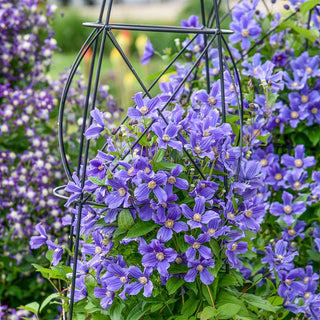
[206,284,215,308]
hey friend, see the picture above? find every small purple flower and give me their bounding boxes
[154,205,188,242]
[141,38,154,65]
[30,223,48,249]
[65,173,82,207]
[152,122,182,151]
[225,241,248,269]
[105,177,131,209]
[278,268,305,302]
[281,145,316,170]
[229,14,261,50]
[185,234,212,261]
[134,170,168,204]
[94,283,114,309]
[139,239,177,276]
[102,263,128,293]
[269,191,306,225]
[127,92,159,121]
[85,108,105,139]
[46,240,63,266]
[164,164,189,194]
[262,240,298,272]
[126,266,153,297]
[255,61,284,92]
[184,258,215,285]
[181,196,218,229]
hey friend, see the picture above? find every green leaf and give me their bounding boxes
[154,149,166,163]
[166,277,185,295]
[292,26,319,42]
[127,303,148,320]
[181,294,199,317]
[126,220,157,239]
[153,161,180,171]
[167,263,188,274]
[150,303,164,312]
[242,293,276,312]
[300,0,320,14]
[268,296,284,306]
[305,126,320,146]
[19,302,39,315]
[200,306,217,320]
[118,209,134,230]
[217,303,242,318]
[294,193,310,203]
[256,133,270,144]
[40,293,61,313]
[88,176,106,186]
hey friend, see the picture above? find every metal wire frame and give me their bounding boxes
[53,0,317,318]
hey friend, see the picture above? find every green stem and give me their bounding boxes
[206,285,215,308]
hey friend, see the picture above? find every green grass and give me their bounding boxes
[49,52,81,79]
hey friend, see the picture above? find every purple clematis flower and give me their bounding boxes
[269,191,306,226]
[278,268,305,302]
[282,221,306,241]
[164,164,189,194]
[181,196,218,229]
[65,173,82,207]
[255,60,284,91]
[262,240,298,272]
[229,14,261,50]
[284,169,309,191]
[85,108,105,140]
[141,38,154,65]
[139,239,177,276]
[281,145,316,170]
[127,92,159,121]
[152,122,183,151]
[134,171,167,204]
[225,241,248,269]
[184,258,215,285]
[30,223,48,249]
[184,234,212,261]
[126,266,153,297]
[46,240,63,266]
[105,177,131,209]
[102,263,128,294]
[94,282,114,309]
[153,205,188,242]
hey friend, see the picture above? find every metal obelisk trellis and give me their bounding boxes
[53,0,245,318]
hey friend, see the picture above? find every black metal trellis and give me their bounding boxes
[52,0,313,318]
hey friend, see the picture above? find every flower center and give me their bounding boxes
[241,29,249,37]
[291,82,299,88]
[147,180,157,189]
[293,181,301,189]
[245,209,253,218]
[193,213,202,222]
[118,188,126,196]
[203,130,210,137]
[120,276,127,283]
[304,292,311,300]
[175,257,182,264]
[225,152,230,160]
[193,242,201,249]
[284,205,292,214]
[139,276,148,285]
[168,176,176,184]
[311,107,318,114]
[275,173,282,181]
[128,167,134,176]
[95,246,102,254]
[306,67,313,74]
[106,290,111,297]
[229,84,235,92]
[194,146,202,154]
[213,68,219,75]
[98,165,104,171]
[227,212,235,220]
[294,159,303,168]
[290,111,299,119]
[156,252,165,261]
[288,229,296,236]
[140,106,149,115]
[165,219,174,228]
[260,159,268,166]
[162,134,170,142]
[301,95,309,103]
[275,254,284,261]
[207,96,216,105]
[208,228,216,236]
[196,264,204,272]
[285,279,292,285]
[303,277,309,284]
[231,243,238,251]
[144,167,151,174]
